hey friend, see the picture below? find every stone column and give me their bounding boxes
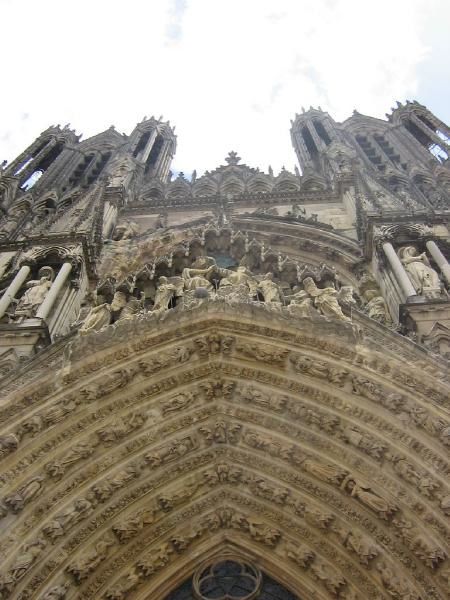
[0,265,31,319]
[36,262,72,320]
[426,240,450,286]
[382,242,417,298]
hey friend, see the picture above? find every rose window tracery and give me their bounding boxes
[164,560,299,600]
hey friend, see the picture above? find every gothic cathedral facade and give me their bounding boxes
[0,101,449,599]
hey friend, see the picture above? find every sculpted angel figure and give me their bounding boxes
[398,245,440,295]
[303,277,350,322]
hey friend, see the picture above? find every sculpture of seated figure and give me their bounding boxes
[398,246,441,296]
[79,291,127,334]
[14,266,54,317]
[258,272,282,304]
[303,277,351,322]
[218,265,259,297]
[182,257,215,291]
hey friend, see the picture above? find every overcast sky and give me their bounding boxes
[0,0,449,177]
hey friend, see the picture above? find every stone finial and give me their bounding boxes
[225,151,241,165]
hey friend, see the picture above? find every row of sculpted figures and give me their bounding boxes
[78,255,357,335]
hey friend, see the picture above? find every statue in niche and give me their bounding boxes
[3,538,46,585]
[153,276,177,311]
[257,272,282,303]
[398,246,441,296]
[302,277,351,322]
[14,266,54,317]
[79,291,128,334]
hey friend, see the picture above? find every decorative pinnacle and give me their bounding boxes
[225,151,241,165]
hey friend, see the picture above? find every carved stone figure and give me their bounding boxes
[303,277,351,322]
[3,475,45,513]
[392,456,440,498]
[302,458,349,485]
[79,291,128,334]
[377,560,422,600]
[144,436,195,467]
[160,392,194,415]
[342,426,387,460]
[92,463,141,502]
[105,570,140,599]
[199,421,241,445]
[137,543,174,577]
[393,518,447,569]
[0,432,21,458]
[14,267,54,317]
[286,288,316,318]
[66,537,114,583]
[337,528,379,564]
[113,508,155,542]
[96,411,147,445]
[43,498,94,541]
[182,258,214,291]
[342,476,398,520]
[0,538,46,590]
[286,541,315,568]
[40,582,70,599]
[258,272,282,303]
[311,559,346,596]
[290,355,348,386]
[153,276,177,311]
[45,438,98,478]
[398,245,441,295]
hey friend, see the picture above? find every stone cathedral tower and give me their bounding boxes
[0,102,449,600]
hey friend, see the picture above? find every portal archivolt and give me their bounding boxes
[0,304,449,599]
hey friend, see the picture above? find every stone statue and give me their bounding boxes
[40,582,70,600]
[153,276,177,311]
[66,538,113,583]
[182,258,214,291]
[4,475,45,513]
[342,476,397,519]
[286,288,315,318]
[258,272,282,303]
[117,293,145,320]
[398,246,441,295]
[108,157,133,188]
[14,266,54,317]
[303,277,351,322]
[7,538,46,583]
[79,291,128,334]
[218,265,258,297]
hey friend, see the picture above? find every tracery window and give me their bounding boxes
[164,560,299,600]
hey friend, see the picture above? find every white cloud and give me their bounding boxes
[0,0,444,177]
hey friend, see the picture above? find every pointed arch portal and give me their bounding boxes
[0,301,449,600]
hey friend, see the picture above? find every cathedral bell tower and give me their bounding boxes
[128,116,176,182]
